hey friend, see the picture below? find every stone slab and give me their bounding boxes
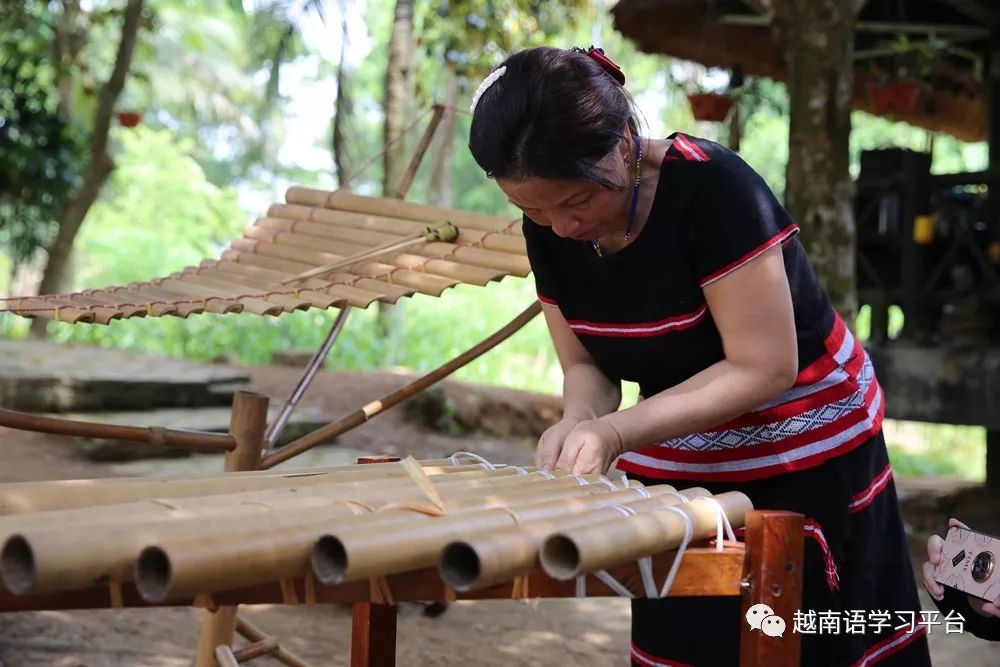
[0,339,251,412]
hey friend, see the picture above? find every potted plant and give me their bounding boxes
[116,110,143,128]
[687,91,734,122]
[866,36,947,116]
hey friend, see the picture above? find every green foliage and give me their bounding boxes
[0,3,88,264]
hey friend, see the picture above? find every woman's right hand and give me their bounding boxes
[535,418,582,471]
[921,518,1000,618]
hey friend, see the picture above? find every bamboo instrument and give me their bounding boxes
[131,475,615,601]
[310,484,692,586]
[539,492,753,580]
[280,221,459,284]
[0,471,606,596]
[438,487,712,591]
[0,462,508,514]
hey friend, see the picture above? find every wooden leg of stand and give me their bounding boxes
[739,510,804,667]
[195,392,269,667]
[351,602,398,667]
[349,455,400,667]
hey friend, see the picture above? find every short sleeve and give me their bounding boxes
[685,154,799,288]
[521,216,560,307]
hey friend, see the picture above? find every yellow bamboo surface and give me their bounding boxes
[1,191,525,323]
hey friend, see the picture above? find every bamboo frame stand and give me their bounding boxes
[0,104,805,666]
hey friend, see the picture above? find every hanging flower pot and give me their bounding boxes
[116,110,143,128]
[866,81,922,115]
[687,93,734,122]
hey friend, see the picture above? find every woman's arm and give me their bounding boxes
[554,246,798,473]
[535,304,621,469]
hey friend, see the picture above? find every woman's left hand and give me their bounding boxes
[551,418,624,474]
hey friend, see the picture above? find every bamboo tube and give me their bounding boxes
[243,226,503,286]
[33,294,127,324]
[283,189,513,233]
[236,616,311,667]
[0,463,505,515]
[420,242,531,275]
[145,275,286,317]
[0,473,580,594]
[310,484,687,586]
[221,247,459,298]
[261,301,543,468]
[232,638,280,662]
[214,646,240,667]
[280,222,460,284]
[177,271,311,312]
[0,467,538,530]
[102,287,181,316]
[439,487,712,591]
[2,295,94,323]
[539,492,753,580]
[127,280,244,315]
[395,104,447,198]
[0,408,235,454]
[132,476,615,601]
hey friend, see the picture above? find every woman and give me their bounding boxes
[921,518,1000,641]
[469,46,932,666]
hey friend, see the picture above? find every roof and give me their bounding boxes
[612,0,994,142]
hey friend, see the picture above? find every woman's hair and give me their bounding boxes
[468,47,640,189]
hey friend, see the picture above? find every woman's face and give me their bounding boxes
[497,138,630,241]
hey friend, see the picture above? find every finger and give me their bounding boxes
[920,561,944,600]
[555,434,584,473]
[927,535,944,564]
[535,435,562,472]
[981,602,1000,618]
[571,446,601,475]
[948,518,970,530]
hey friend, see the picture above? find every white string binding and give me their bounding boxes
[595,476,618,490]
[512,466,528,475]
[700,497,737,550]
[537,470,556,480]
[469,66,507,113]
[569,474,589,486]
[656,506,694,597]
[448,451,496,470]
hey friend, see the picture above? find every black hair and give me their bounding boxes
[468,46,640,189]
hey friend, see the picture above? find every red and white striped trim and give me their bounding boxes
[849,463,894,514]
[671,134,710,162]
[804,519,840,591]
[565,305,708,338]
[699,223,800,287]
[849,625,927,667]
[616,369,884,482]
[537,294,558,307]
[630,643,696,667]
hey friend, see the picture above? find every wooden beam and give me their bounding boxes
[933,0,997,28]
[720,13,989,37]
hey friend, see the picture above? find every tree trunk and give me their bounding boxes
[766,0,862,325]
[428,69,457,207]
[332,0,352,188]
[31,0,144,337]
[377,0,415,353]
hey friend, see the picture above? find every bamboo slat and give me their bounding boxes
[2,191,527,323]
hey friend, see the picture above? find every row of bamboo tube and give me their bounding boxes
[0,457,751,605]
[4,191,529,323]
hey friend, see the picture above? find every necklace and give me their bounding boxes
[592,131,643,257]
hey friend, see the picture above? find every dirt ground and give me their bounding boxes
[0,365,997,666]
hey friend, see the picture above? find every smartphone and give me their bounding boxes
[934,525,1000,603]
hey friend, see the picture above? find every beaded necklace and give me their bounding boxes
[592,131,643,257]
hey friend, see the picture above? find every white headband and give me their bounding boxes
[469,66,507,114]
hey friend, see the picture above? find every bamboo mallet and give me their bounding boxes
[280,220,459,284]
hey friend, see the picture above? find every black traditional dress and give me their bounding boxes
[524,134,932,667]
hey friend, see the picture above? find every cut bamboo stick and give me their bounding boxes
[539,492,753,580]
[132,476,615,601]
[310,484,686,586]
[236,616,311,667]
[439,487,712,591]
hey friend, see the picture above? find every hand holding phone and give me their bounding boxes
[931,520,1000,617]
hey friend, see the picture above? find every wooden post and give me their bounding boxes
[351,455,401,667]
[739,510,804,667]
[987,430,1000,495]
[394,104,447,199]
[195,391,269,667]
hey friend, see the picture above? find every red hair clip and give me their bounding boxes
[576,45,625,85]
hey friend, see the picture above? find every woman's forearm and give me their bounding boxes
[602,358,793,451]
[561,362,622,422]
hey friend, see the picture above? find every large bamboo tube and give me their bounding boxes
[439,487,711,591]
[283,189,514,233]
[0,468,541,536]
[1,473,601,595]
[132,475,615,601]
[0,462,502,514]
[539,492,753,580]
[310,484,688,586]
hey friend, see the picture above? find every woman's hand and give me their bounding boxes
[545,418,623,475]
[535,418,582,471]
[922,518,1000,618]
